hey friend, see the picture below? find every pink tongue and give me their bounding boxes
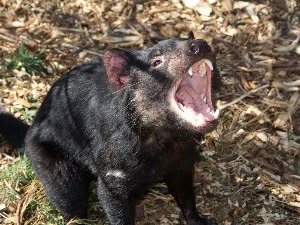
[175,67,208,113]
[176,86,206,113]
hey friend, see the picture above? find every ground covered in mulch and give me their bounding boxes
[0,0,299,224]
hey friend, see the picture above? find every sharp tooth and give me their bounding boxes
[199,63,206,77]
[177,102,185,111]
[213,109,219,118]
[201,93,204,99]
[188,67,193,76]
[203,97,206,103]
[204,59,213,70]
[206,107,210,113]
[195,113,204,124]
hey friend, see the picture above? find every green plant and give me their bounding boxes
[6,44,46,74]
[0,155,105,224]
[1,155,33,204]
[0,155,65,224]
[20,108,38,123]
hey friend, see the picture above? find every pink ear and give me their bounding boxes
[103,49,130,89]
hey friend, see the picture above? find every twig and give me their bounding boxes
[218,84,270,110]
[217,92,244,98]
[53,27,99,33]
[84,27,95,46]
[238,66,264,72]
[272,62,299,68]
[233,184,253,196]
[0,33,15,42]
[241,106,271,127]
[3,180,21,199]
[60,43,103,56]
[148,7,177,14]
[0,28,18,42]
[284,80,300,86]
[253,159,282,174]
[130,17,165,41]
[0,28,37,48]
[210,35,239,47]
[82,50,103,57]
[290,175,300,180]
[61,43,81,50]
[275,67,300,72]
[16,197,26,225]
[219,154,239,163]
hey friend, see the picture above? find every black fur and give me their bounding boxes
[0,111,29,149]
[0,33,220,225]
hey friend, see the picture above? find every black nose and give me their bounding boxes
[188,39,211,57]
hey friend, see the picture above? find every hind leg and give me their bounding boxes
[27,143,93,221]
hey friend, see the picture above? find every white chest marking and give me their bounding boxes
[106,170,126,178]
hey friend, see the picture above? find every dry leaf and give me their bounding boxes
[279,139,300,153]
[94,35,143,47]
[201,150,216,157]
[246,105,262,115]
[182,0,212,16]
[246,6,260,23]
[273,111,289,128]
[182,0,201,8]
[221,0,233,11]
[296,45,300,55]
[256,132,268,142]
[258,207,275,224]
[274,35,300,52]
[0,204,6,211]
[242,132,256,144]
[284,80,300,86]
[289,202,300,208]
[233,1,250,9]
[232,129,245,139]
[288,92,300,111]
[0,1,299,224]
[16,98,31,108]
[11,21,25,27]
[269,136,280,145]
[281,184,297,194]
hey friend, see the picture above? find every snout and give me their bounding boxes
[188,39,211,58]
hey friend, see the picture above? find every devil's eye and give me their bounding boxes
[152,59,162,67]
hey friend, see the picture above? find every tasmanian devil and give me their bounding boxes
[0,31,221,225]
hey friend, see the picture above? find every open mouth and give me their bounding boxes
[169,59,219,128]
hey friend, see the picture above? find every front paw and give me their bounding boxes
[187,216,217,225]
